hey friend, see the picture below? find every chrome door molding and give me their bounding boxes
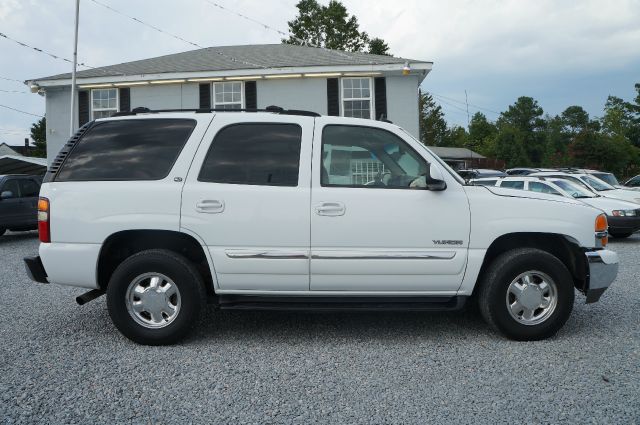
[225,249,309,259]
[310,250,456,260]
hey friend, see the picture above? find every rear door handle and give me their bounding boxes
[315,202,345,216]
[195,199,225,214]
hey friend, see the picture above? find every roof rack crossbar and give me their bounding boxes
[112,105,321,118]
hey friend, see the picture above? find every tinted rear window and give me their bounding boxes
[198,123,302,186]
[500,180,524,189]
[56,119,196,181]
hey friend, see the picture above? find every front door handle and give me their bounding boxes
[195,199,225,214]
[315,202,345,216]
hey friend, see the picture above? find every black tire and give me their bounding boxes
[477,248,574,341]
[610,232,633,238]
[0,228,5,237]
[106,249,206,345]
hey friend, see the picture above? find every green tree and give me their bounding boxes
[467,112,497,155]
[602,86,640,147]
[497,97,547,165]
[30,117,46,158]
[283,0,389,53]
[418,91,447,145]
[561,105,590,134]
[368,37,390,55]
[493,125,530,167]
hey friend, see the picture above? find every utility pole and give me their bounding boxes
[69,0,80,136]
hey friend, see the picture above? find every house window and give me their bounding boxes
[213,82,243,109]
[341,77,373,119]
[91,88,118,119]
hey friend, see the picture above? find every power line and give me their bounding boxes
[89,0,202,49]
[0,32,95,69]
[0,104,44,118]
[89,0,268,70]
[431,92,501,115]
[0,89,30,94]
[0,76,24,84]
[202,0,363,62]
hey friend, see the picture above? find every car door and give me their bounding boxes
[0,179,23,228]
[180,114,314,292]
[309,119,471,293]
[17,178,40,226]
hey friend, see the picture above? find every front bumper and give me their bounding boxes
[24,256,48,284]
[584,250,618,303]
[607,215,640,234]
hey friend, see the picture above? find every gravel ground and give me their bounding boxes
[1,231,638,424]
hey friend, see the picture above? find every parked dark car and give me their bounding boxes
[457,169,508,180]
[623,175,640,190]
[0,175,41,237]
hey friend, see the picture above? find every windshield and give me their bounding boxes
[582,175,615,191]
[592,173,619,186]
[551,179,596,198]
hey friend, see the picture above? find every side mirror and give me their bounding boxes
[426,164,447,191]
[0,190,15,200]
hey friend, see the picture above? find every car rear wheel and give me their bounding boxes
[478,248,574,341]
[106,249,206,345]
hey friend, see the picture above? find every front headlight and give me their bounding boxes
[611,210,637,216]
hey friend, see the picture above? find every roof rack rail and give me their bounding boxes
[112,105,321,118]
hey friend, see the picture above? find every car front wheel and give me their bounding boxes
[106,249,206,345]
[478,248,574,341]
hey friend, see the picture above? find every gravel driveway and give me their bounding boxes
[1,231,638,424]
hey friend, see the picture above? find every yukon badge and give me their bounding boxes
[433,240,464,246]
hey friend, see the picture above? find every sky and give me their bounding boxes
[0,0,639,146]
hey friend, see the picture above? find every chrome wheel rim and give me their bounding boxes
[125,273,181,329]
[506,271,558,326]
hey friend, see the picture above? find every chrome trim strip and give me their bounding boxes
[225,250,309,259]
[311,251,456,260]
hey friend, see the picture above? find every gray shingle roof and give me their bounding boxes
[34,44,429,81]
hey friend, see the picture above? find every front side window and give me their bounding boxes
[199,123,302,186]
[213,82,243,110]
[627,176,640,187]
[342,78,372,119]
[592,173,619,186]
[56,119,196,181]
[321,125,428,189]
[18,179,40,198]
[500,180,524,190]
[528,181,561,195]
[91,88,118,119]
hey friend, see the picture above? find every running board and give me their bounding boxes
[216,295,467,312]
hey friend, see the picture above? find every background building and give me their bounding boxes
[27,44,432,161]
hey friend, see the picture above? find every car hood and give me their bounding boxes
[597,189,640,204]
[483,186,591,207]
[579,196,640,213]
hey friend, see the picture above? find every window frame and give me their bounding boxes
[499,180,525,190]
[320,124,429,190]
[212,81,244,109]
[198,122,303,187]
[91,88,119,120]
[527,181,561,195]
[340,77,374,119]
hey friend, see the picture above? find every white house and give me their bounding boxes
[27,44,432,161]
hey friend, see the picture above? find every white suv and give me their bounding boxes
[24,108,619,345]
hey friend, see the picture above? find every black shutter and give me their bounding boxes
[78,90,90,126]
[327,78,340,116]
[119,87,131,112]
[374,77,387,120]
[199,83,211,109]
[245,81,257,109]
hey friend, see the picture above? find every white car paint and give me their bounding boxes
[37,112,612,298]
[529,172,640,204]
